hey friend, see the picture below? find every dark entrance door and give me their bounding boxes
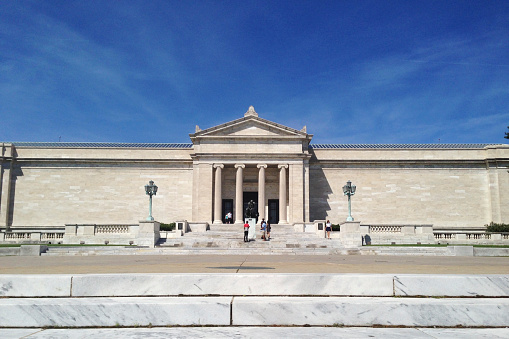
[243,192,258,221]
[268,199,279,224]
[222,199,233,224]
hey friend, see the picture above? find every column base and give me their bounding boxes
[213,220,223,224]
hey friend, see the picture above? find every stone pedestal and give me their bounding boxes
[137,220,160,247]
[340,221,362,248]
[246,218,256,240]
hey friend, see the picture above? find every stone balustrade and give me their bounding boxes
[434,232,509,245]
[360,224,435,245]
[0,229,64,244]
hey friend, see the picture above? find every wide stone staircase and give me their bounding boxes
[156,223,351,255]
[40,224,354,256]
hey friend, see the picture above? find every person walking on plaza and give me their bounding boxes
[326,220,332,239]
[244,221,250,242]
[266,221,271,240]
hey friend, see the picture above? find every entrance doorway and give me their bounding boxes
[222,199,233,224]
[243,192,258,221]
[268,199,279,224]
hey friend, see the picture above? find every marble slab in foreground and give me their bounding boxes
[0,275,71,297]
[395,274,509,296]
[1,329,43,339]
[0,297,230,327]
[71,273,393,296]
[232,297,509,327]
[15,327,434,339]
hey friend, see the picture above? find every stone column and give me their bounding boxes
[278,164,288,224]
[213,164,224,224]
[257,164,267,222]
[234,164,245,224]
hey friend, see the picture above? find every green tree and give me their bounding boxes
[505,126,509,139]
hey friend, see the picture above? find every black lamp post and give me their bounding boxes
[145,180,158,221]
[342,180,356,221]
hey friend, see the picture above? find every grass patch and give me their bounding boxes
[0,243,130,248]
[370,243,509,248]
[372,244,448,247]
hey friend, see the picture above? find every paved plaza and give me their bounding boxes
[1,254,509,275]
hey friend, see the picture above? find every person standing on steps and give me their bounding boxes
[244,221,250,242]
[260,218,267,241]
[266,221,271,240]
[326,220,332,239]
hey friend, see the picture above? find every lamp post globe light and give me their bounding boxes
[145,180,158,221]
[342,180,356,221]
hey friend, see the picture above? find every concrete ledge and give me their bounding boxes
[20,245,48,256]
[2,273,509,298]
[71,273,393,297]
[2,296,508,328]
[0,247,20,256]
[232,297,509,327]
[394,274,509,297]
[0,297,231,327]
[0,275,72,297]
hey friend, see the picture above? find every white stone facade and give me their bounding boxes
[1,106,508,234]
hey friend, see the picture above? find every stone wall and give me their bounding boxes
[1,145,194,227]
[1,143,508,230]
[310,146,509,229]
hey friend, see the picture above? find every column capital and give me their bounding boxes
[278,164,288,169]
[257,164,267,169]
[213,163,224,169]
[234,164,245,169]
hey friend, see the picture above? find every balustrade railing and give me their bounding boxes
[5,233,31,240]
[96,225,130,234]
[370,225,402,233]
[41,233,64,240]
[467,233,491,240]
[434,233,455,240]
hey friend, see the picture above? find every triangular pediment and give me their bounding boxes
[195,118,304,138]
[190,106,308,140]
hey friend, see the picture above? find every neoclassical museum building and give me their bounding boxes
[1,106,508,235]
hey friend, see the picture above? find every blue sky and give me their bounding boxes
[1,0,508,144]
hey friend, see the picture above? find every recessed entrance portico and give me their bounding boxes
[210,163,290,224]
[189,106,312,225]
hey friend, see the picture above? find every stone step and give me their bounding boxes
[2,274,508,328]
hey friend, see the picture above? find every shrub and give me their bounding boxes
[485,222,509,233]
[160,222,176,231]
[331,224,341,231]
